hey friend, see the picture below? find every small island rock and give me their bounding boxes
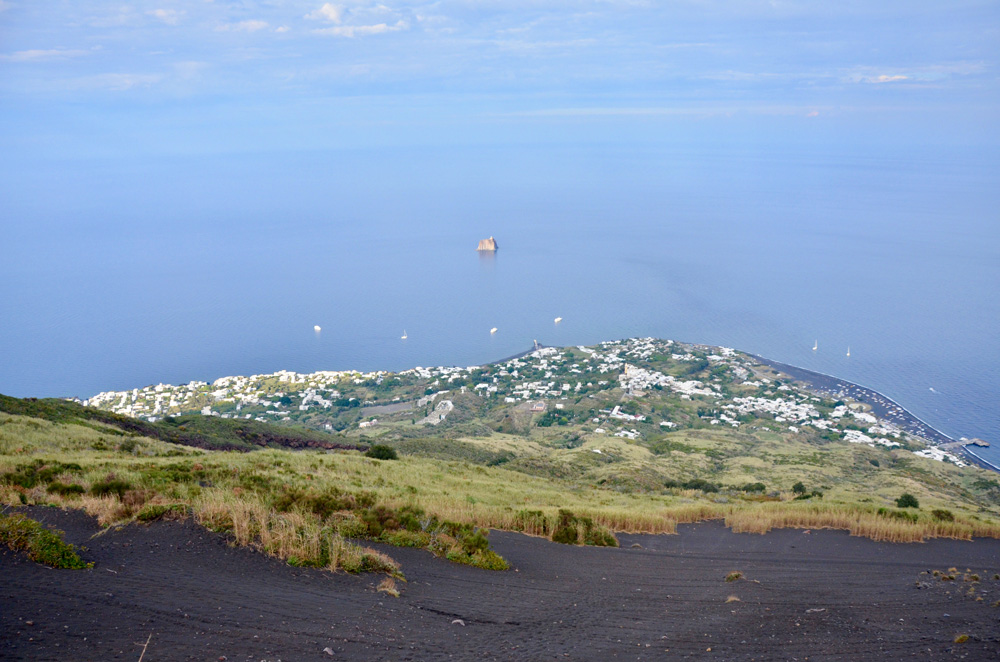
[477,236,498,251]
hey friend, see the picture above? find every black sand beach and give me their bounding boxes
[3,508,1000,661]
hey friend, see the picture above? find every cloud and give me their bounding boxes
[806,110,820,117]
[866,74,908,84]
[147,8,183,25]
[845,63,984,85]
[0,48,92,62]
[314,20,407,37]
[275,26,291,33]
[216,20,270,33]
[69,73,163,91]
[306,3,344,23]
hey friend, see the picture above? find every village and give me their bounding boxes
[83,337,969,468]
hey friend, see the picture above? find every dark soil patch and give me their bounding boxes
[3,508,999,660]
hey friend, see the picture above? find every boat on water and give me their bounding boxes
[490,327,498,334]
[401,330,407,340]
[847,346,851,357]
[812,340,817,351]
[554,317,563,324]
[313,325,321,332]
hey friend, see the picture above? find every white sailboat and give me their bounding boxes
[812,340,817,351]
[401,330,407,340]
[846,346,851,357]
[490,327,498,334]
[554,317,563,324]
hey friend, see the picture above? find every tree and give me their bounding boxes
[895,493,919,508]
[792,481,806,494]
[365,445,398,460]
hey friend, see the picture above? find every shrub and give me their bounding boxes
[550,509,618,547]
[0,513,92,569]
[792,482,806,495]
[513,509,551,536]
[896,493,920,509]
[877,507,918,523]
[46,482,85,497]
[446,548,510,571]
[931,509,955,522]
[89,477,132,499]
[460,529,490,555]
[741,482,767,493]
[2,460,84,489]
[552,523,579,544]
[365,445,398,460]
[331,513,369,538]
[725,571,743,582]
[380,529,431,548]
[682,478,719,493]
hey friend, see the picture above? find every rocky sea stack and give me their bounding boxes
[476,236,498,251]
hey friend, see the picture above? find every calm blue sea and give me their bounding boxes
[2,144,998,464]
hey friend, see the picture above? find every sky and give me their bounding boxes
[1,0,998,163]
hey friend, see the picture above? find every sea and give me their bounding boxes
[2,143,998,466]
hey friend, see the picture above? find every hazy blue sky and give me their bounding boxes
[1,0,998,160]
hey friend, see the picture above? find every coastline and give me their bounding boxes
[747,353,998,475]
[748,354,954,443]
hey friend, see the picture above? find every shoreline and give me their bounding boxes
[748,353,955,444]
[746,353,998,475]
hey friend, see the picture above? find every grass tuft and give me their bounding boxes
[378,576,400,597]
[0,512,92,569]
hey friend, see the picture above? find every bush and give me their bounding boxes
[365,445,398,460]
[792,482,806,495]
[2,460,84,489]
[725,571,743,582]
[550,509,618,547]
[89,478,132,499]
[931,509,955,522]
[513,509,551,536]
[896,493,920,509]
[552,523,579,545]
[46,482,85,497]
[0,513,92,569]
[877,507,918,523]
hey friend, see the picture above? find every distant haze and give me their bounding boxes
[1,2,998,451]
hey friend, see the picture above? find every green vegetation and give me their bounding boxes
[0,512,92,569]
[3,338,1000,575]
[0,395,358,453]
[896,493,920,508]
[365,445,398,460]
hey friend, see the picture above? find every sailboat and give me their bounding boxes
[812,340,817,351]
[846,346,851,357]
[401,330,407,340]
[490,327,498,334]
[554,317,563,324]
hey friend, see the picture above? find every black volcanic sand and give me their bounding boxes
[3,509,1000,661]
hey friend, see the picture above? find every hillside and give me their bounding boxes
[0,394,361,453]
[3,338,1000,578]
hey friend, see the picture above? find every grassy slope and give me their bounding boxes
[0,394,361,452]
[2,401,1000,553]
